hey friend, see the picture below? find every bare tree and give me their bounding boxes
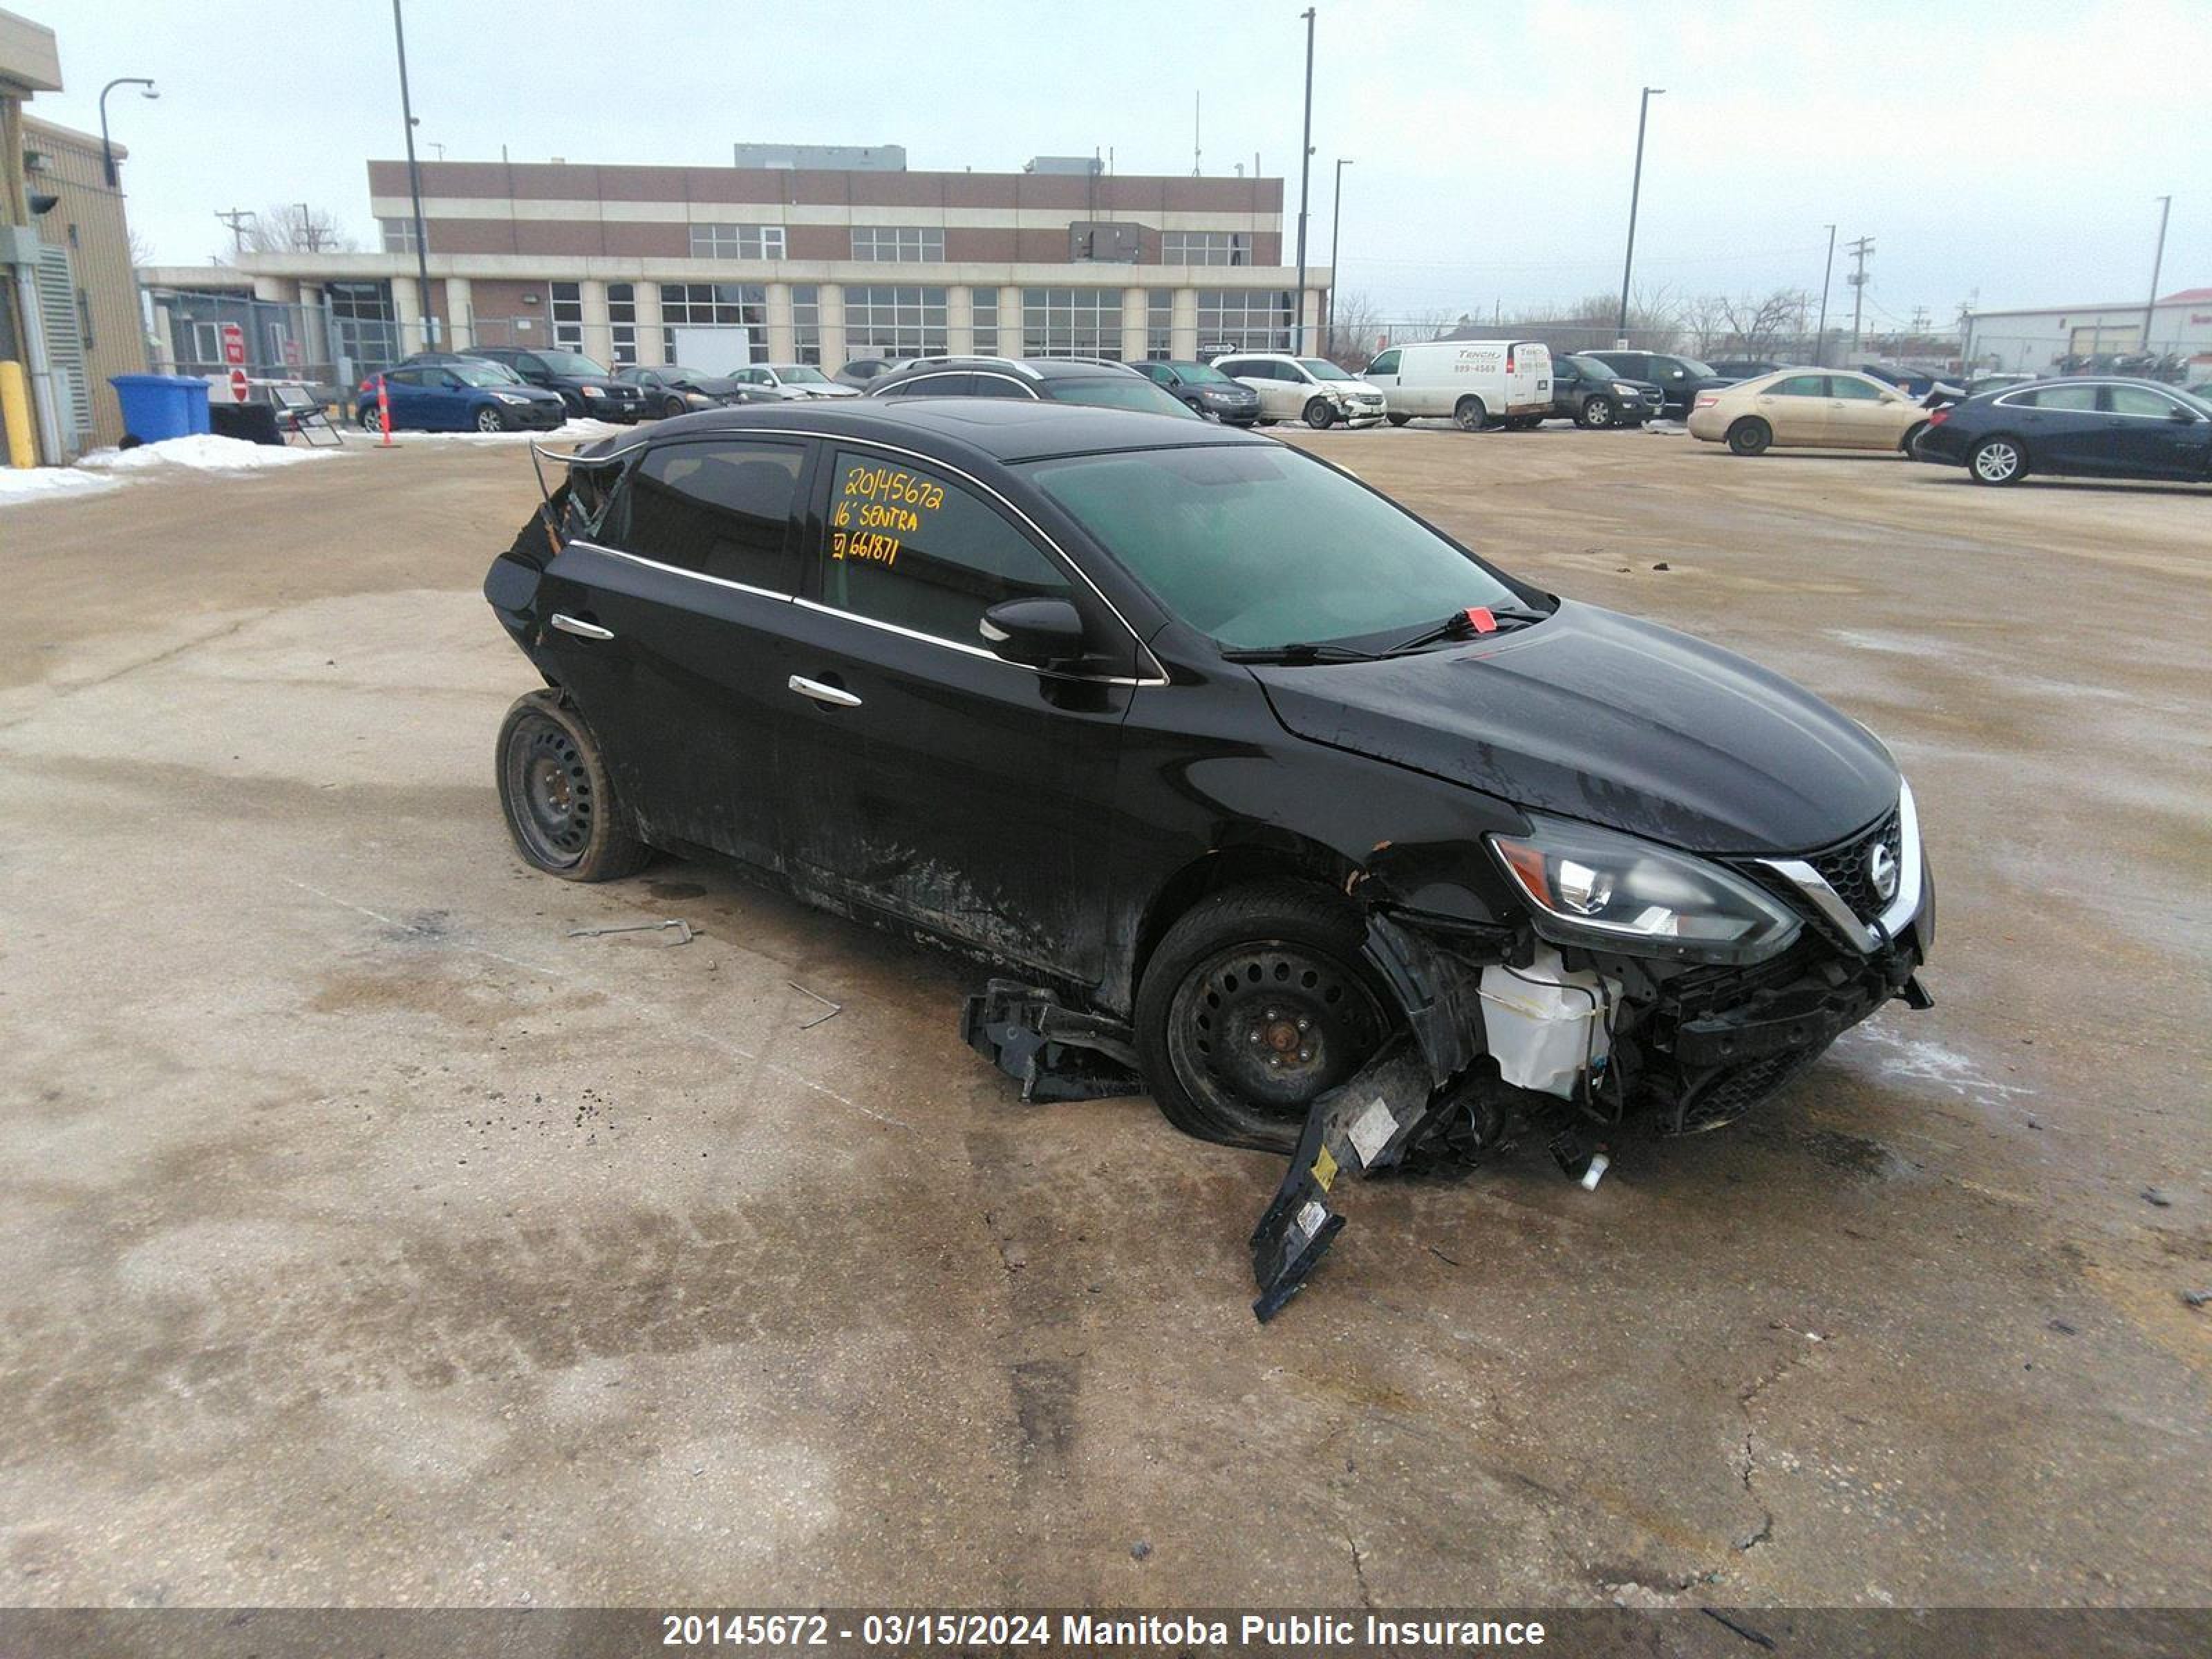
[247,203,359,254]
[1717,288,1810,358]
[1323,291,1384,364]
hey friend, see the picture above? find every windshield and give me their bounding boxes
[1029,444,1523,650]
[1562,355,1607,379]
[2171,384,2212,418]
[451,364,516,388]
[536,350,610,377]
[776,366,831,384]
[1046,377,1201,417]
[1172,362,1237,385]
[1676,356,1717,377]
[1297,357,1359,381]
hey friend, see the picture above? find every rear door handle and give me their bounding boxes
[550,613,614,641]
[789,674,863,709]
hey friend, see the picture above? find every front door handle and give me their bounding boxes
[789,674,863,709]
[550,612,614,641]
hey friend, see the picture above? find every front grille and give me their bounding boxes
[1673,1049,1819,1134]
[1808,807,1902,924]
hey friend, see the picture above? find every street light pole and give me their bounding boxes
[1326,157,1351,357]
[1292,6,1315,355]
[2142,194,2172,362]
[391,0,437,346]
[1615,86,1662,348]
[97,77,158,189]
[1814,223,1836,366]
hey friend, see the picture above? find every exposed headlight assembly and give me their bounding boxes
[1489,814,1802,965]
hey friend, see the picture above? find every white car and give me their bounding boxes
[729,364,861,400]
[1210,353,1388,429]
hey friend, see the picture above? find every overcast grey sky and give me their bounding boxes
[27,0,2211,325]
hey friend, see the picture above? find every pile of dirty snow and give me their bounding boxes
[0,466,129,508]
[409,417,630,446]
[76,433,343,472]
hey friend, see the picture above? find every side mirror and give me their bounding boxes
[980,597,1086,668]
[2169,406,2196,424]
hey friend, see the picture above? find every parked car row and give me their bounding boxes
[354,346,859,433]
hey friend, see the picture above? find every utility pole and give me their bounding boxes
[2142,194,2172,361]
[1292,7,1315,355]
[1615,86,1664,348]
[392,0,437,346]
[1326,157,1351,357]
[1192,91,1201,178]
[1846,234,1875,354]
[1814,223,1835,365]
[216,207,257,254]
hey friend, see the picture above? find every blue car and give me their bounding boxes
[355,361,567,433]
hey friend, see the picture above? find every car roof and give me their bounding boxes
[583,396,1260,464]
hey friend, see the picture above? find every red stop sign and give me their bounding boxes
[228,368,250,403]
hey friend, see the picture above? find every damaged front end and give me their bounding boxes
[1248,794,1933,1320]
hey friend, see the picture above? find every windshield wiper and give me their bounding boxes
[1220,641,1387,665]
[1382,603,1550,656]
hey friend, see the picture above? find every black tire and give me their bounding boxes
[496,690,651,882]
[1304,397,1336,429]
[662,395,687,419]
[1453,395,1488,431]
[1726,417,1772,456]
[1901,420,1929,455]
[1578,395,1616,429]
[1968,435,2026,485]
[357,405,382,433]
[474,404,509,434]
[1135,882,1395,1152]
[1385,412,1410,427]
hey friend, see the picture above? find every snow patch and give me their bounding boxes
[396,417,631,446]
[77,433,341,473]
[0,466,128,508]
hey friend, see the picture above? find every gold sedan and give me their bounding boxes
[1687,369,1933,456]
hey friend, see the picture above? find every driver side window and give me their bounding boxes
[822,451,1071,648]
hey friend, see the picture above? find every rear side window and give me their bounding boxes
[2014,385,2099,411]
[608,440,805,593]
[823,451,1071,647]
[883,373,977,398]
[1770,374,1827,397]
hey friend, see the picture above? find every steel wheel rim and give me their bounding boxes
[505,714,594,865]
[1166,941,1387,1139]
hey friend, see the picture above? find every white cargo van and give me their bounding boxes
[1360,339,1552,430]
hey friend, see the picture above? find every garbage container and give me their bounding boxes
[209,402,281,446]
[110,374,214,446]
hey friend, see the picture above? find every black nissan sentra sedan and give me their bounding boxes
[485,400,1932,1161]
[1912,376,2212,486]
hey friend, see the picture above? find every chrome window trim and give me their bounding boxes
[1756,779,1924,955]
[554,430,1170,687]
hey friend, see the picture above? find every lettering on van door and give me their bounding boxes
[1454,350,1503,375]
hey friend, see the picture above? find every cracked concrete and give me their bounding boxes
[1,432,2209,1606]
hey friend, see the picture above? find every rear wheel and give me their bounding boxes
[1136,883,1394,1151]
[1385,412,1411,427]
[1726,417,1772,456]
[1900,420,1929,455]
[496,691,650,882]
[1969,435,2025,485]
[1578,395,1616,429]
[1453,395,1488,431]
[1304,397,1336,429]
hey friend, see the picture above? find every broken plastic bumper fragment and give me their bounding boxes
[1249,1042,1445,1322]
[960,979,1143,1104]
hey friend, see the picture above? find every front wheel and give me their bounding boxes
[357,405,383,433]
[1453,395,1488,431]
[1900,420,1929,456]
[1304,397,1336,429]
[1578,395,1615,429]
[1726,417,1772,456]
[1969,435,2025,485]
[474,405,509,433]
[662,395,687,419]
[496,691,651,882]
[1136,883,1393,1151]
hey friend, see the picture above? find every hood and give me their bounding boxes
[1249,601,1897,855]
[547,374,639,395]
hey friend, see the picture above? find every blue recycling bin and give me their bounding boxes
[110,374,214,445]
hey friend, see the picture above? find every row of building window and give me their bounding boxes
[306,279,1295,371]
[382,218,1258,265]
